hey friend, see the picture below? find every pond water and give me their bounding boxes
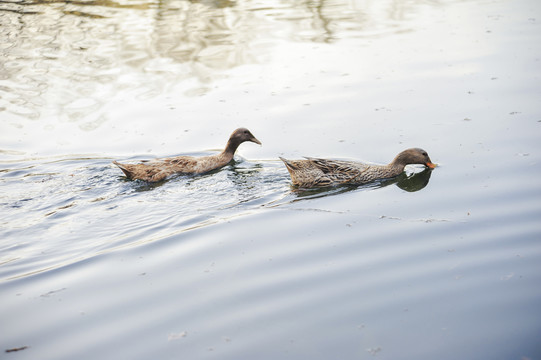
[1,0,541,359]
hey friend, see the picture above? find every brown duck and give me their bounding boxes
[280,148,436,188]
[113,128,261,182]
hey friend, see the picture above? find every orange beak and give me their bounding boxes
[426,162,437,169]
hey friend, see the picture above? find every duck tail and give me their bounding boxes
[279,157,297,170]
[113,161,133,179]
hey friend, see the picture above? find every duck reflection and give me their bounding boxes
[395,166,432,192]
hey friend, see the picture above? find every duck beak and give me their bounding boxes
[251,137,262,145]
[426,162,437,169]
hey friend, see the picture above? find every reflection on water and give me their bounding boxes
[0,0,440,125]
[395,167,432,192]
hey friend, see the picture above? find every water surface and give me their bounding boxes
[1,0,541,359]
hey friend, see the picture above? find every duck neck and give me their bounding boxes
[386,160,407,177]
[220,139,241,162]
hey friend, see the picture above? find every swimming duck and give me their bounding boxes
[280,148,436,188]
[113,128,261,182]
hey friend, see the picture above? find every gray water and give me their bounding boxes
[1,0,541,359]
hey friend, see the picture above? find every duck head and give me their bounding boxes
[224,128,261,155]
[230,128,261,145]
[393,148,436,169]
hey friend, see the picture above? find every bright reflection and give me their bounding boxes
[0,0,444,125]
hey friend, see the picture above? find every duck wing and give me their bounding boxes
[304,157,362,173]
[161,156,199,170]
[163,155,231,174]
[304,157,371,184]
[113,161,169,182]
[114,155,214,182]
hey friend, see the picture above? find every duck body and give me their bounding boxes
[113,152,232,183]
[113,128,261,182]
[280,148,436,188]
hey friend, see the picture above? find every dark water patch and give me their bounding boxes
[62,10,107,18]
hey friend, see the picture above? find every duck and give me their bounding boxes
[279,148,436,188]
[113,128,261,182]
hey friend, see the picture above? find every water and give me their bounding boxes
[1,0,541,359]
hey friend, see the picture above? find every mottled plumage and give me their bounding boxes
[113,128,261,182]
[280,148,436,188]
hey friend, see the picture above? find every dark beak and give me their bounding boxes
[250,136,262,145]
